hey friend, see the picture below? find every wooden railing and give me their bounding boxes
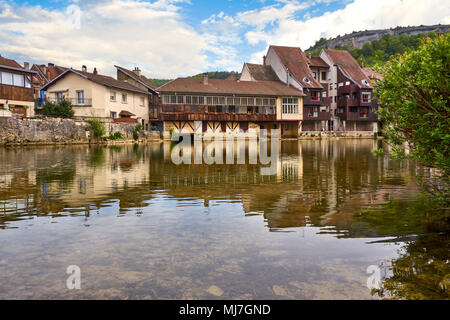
[158,112,276,122]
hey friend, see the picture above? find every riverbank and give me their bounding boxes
[0,117,381,146]
[0,117,161,146]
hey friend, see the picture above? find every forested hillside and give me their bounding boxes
[306,32,439,67]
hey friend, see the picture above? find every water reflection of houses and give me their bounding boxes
[0,141,427,236]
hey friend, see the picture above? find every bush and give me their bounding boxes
[86,118,106,139]
[108,132,123,140]
[133,124,142,140]
[41,98,74,118]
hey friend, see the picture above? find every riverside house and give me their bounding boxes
[154,73,305,138]
[0,55,36,118]
[320,49,379,132]
[263,46,332,132]
[31,63,67,107]
[42,66,150,127]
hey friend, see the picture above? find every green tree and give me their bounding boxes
[41,98,75,118]
[375,34,450,181]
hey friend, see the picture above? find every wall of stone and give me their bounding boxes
[0,117,147,145]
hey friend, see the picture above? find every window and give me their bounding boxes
[310,91,320,101]
[227,106,235,113]
[362,92,371,103]
[282,98,299,114]
[349,107,357,112]
[140,96,144,106]
[76,90,84,105]
[308,106,319,117]
[110,111,117,119]
[122,94,127,103]
[322,91,327,98]
[312,72,317,80]
[360,108,369,118]
[1,72,13,85]
[321,72,327,81]
[56,92,64,103]
[25,76,32,88]
[13,74,24,87]
[110,91,116,101]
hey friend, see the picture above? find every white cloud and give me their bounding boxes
[0,0,226,78]
[245,0,450,55]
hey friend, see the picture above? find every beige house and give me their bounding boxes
[42,67,149,127]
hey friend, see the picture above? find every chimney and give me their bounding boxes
[24,62,29,70]
[359,58,364,68]
[133,67,141,77]
[286,68,290,87]
[263,55,266,65]
[203,72,208,85]
[82,65,87,72]
[48,63,55,67]
[93,67,98,75]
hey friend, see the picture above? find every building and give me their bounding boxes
[263,45,332,132]
[115,65,159,129]
[0,55,36,118]
[31,63,67,107]
[320,49,379,132]
[42,66,149,127]
[154,73,305,138]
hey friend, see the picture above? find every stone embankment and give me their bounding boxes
[0,117,161,146]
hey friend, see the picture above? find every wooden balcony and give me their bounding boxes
[158,112,276,122]
[0,84,34,102]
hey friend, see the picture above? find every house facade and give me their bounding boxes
[42,67,149,127]
[264,46,332,132]
[0,55,36,118]
[320,49,379,132]
[31,63,67,107]
[115,65,159,129]
[154,73,305,138]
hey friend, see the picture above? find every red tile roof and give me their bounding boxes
[324,49,373,89]
[308,56,329,68]
[115,65,158,91]
[42,68,148,95]
[362,67,383,82]
[32,64,67,85]
[158,77,304,96]
[270,46,323,89]
[0,56,23,69]
[244,63,280,81]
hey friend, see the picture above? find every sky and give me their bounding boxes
[0,0,449,78]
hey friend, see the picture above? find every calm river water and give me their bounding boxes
[0,140,448,300]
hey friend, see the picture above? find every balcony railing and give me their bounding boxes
[158,112,276,122]
[46,97,92,106]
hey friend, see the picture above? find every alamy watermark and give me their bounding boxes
[66,265,81,290]
[170,129,279,175]
[366,259,392,290]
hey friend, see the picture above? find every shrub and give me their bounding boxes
[41,98,74,118]
[86,118,106,139]
[108,132,123,140]
[133,124,142,140]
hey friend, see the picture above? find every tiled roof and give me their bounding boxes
[42,68,148,94]
[308,56,329,68]
[32,64,67,85]
[270,46,323,89]
[245,63,280,81]
[115,65,158,91]
[157,77,305,96]
[362,67,383,81]
[324,49,373,89]
[0,56,23,69]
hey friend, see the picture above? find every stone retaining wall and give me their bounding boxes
[0,117,160,145]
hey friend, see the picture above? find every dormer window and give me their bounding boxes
[362,79,369,86]
[303,77,310,83]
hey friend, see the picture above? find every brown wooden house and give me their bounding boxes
[0,55,36,118]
